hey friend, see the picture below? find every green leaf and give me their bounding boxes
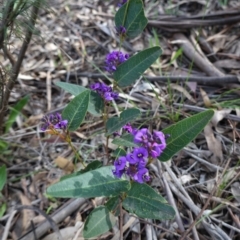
[55,81,104,116]
[112,134,138,147]
[83,206,116,239]
[106,108,140,135]
[5,95,29,133]
[62,90,90,131]
[47,166,130,198]
[115,0,147,39]
[114,47,162,87]
[123,182,175,220]
[0,203,6,218]
[159,110,214,162]
[60,160,103,181]
[0,165,7,192]
[78,160,103,174]
[112,148,126,158]
[106,196,121,215]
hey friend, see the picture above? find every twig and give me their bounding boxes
[19,198,86,240]
[183,149,223,171]
[180,158,231,239]
[187,210,199,240]
[148,14,240,30]
[162,174,185,232]
[172,33,224,77]
[2,210,17,240]
[158,162,185,232]
[111,216,137,240]
[16,205,63,240]
[71,72,240,85]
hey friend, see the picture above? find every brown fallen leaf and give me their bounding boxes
[211,109,232,133]
[204,124,223,165]
[200,87,211,107]
[54,156,74,173]
[12,193,35,239]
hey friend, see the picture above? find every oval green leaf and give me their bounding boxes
[123,182,175,220]
[115,0,147,39]
[62,90,90,131]
[47,166,130,198]
[114,47,162,87]
[83,206,116,239]
[159,110,214,162]
[106,108,140,135]
[55,81,103,116]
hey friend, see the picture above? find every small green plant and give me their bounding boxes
[41,0,214,238]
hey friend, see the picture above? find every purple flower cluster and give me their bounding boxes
[113,126,167,183]
[134,128,167,158]
[41,113,68,131]
[90,82,118,101]
[105,51,129,73]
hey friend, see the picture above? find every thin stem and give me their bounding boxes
[103,102,110,164]
[66,135,86,168]
[0,1,40,132]
[119,200,123,240]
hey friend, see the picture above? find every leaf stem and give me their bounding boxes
[65,132,86,168]
[103,102,110,164]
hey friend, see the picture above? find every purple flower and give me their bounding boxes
[132,147,148,163]
[153,130,167,149]
[40,113,68,131]
[122,123,133,133]
[133,168,150,183]
[54,120,68,130]
[148,142,162,158]
[153,130,166,143]
[90,82,101,90]
[90,82,118,101]
[126,165,137,179]
[105,51,129,73]
[104,91,119,101]
[116,26,126,36]
[113,156,127,178]
[114,156,127,170]
[133,128,150,144]
[112,168,125,178]
[126,152,137,164]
